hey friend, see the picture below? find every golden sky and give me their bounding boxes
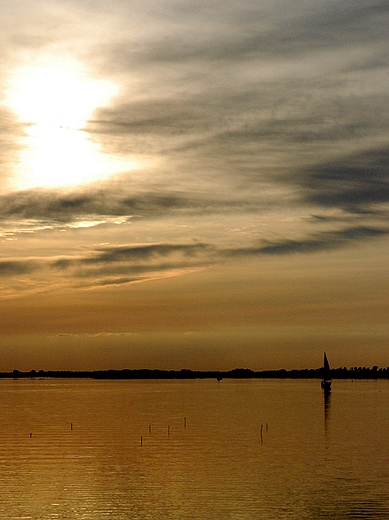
[0,0,388,371]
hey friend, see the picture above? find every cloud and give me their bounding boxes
[80,242,211,264]
[0,219,387,289]
[0,186,215,223]
[0,240,214,286]
[298,147,389,212]
[52,242,212,269]
[1,0,388,294]
[51,224,388,284]
[48,242,216,288]
[0,108,25,184]
[96,0,388,67]
[0,259,40,276]
[227,226,389,257]
[89,7,388,194]
[0,177,281,232]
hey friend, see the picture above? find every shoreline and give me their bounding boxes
[2,366,388,380]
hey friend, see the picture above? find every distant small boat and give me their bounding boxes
[321,352,331,391]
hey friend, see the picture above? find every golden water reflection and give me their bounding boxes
[0,379,388,519]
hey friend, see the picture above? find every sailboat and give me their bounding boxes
[321,352,332,391]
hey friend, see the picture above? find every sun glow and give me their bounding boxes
[5,57,136,189]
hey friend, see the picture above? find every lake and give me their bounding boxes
[0,378,388,519]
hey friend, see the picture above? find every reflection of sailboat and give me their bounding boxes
[321,352,332,391]
[324,386,331,434]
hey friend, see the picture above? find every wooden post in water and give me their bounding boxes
[140,435,143,447]
[184,417,187,428]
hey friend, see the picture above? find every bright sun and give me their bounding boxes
[5,56,135,190]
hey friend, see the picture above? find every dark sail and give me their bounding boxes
[323,352,330,375]
[321,352,331,391]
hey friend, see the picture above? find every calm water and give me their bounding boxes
[0,378,388,519]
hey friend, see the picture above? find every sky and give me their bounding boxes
[0,0,388,371]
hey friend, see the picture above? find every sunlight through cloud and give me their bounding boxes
[5,56,138,189]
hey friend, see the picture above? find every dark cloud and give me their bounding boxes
[0,186,235,223]
[53,224,388,276]
[49,242,216,287]
[98,276,139,286]
[108,88,386,141]
[0,259,39,276]
[100,0,388,67]
[81,242,211,264]
[80,260,210,278]
[46,224,389,288]
[1,221,387,287]
[262,1,389,57]
[0,240,214,285]
[0,179,277,228]
[70,260,214,287]
[90,71,388,179]
[52,242,212,269]
[227,226,389,257]
[299,147,389,212]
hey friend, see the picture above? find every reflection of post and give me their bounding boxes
[324,388,331,435]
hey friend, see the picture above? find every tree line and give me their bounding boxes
[1,365,388,379]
